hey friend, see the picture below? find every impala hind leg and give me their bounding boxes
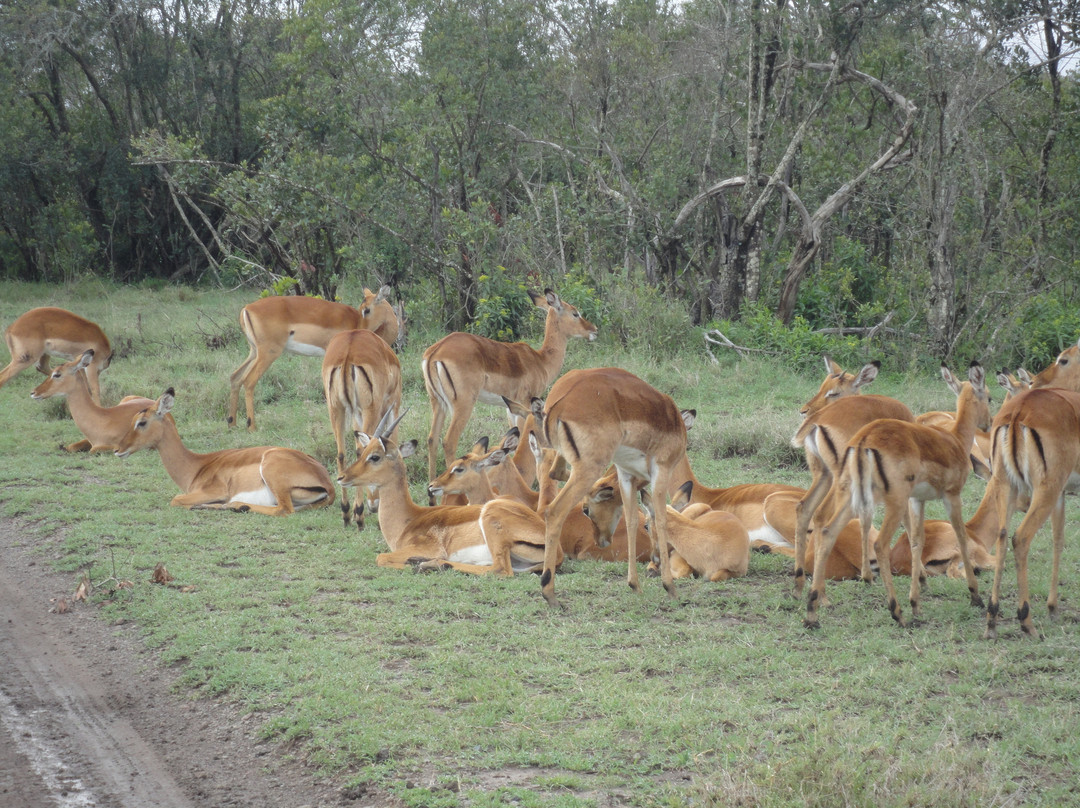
[0,354,38,392]
[805,499,852,629]
[943,492,983,611]
[1047,494,1066,622]
[870,506,908,627]
[984,482,1019,640]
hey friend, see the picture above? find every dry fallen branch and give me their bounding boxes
[703,330,781,364]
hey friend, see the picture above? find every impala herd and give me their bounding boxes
[5,290,1080,639]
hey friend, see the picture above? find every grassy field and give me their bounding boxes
[1,279,1078,807]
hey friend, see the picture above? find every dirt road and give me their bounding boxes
[0,518,350,808]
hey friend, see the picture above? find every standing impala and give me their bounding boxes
[30,350,160,453]
[805,363,990,629]
[985,387,1080,638]
[227,286,397,431]
[422,288,597,480]
[528,367,686,606]
[799,357,883,420]
[1,307,112,405]
[321,329,402,530]
[116,388,335,516]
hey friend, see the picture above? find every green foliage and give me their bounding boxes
[719,301,873,373]
[598,275,693,358]
[794,236,894,330]
[470,266,533,340]
[259,276,303,298]
[1011,292,1080,370]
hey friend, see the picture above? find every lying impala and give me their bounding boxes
[805,363,989,628]
[228,286,398,431]
[985,387,1080,638]
[30,350,162,453]
[116,388,335,516]
[432,430,652,564]
[585,479,750,581]
[338,410,556,573]
[2,307,112,405]
[321,328,402,530]
[422,288,597,480]
[526,366,686,605]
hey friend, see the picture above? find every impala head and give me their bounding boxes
[798,357,881,418]
[670,480,694,513]
[338,408,411,490]
[426,431,517,501]
[942,361,991,431]
[997,369,1032,401]
[582,475,621,547]
[530,288,598,343]
[115,388,175,458]
[31,349,95,400]
[1030,337,1080,391]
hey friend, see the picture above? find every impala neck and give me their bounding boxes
[950,386,981,459]
[964,479,1002,549]
[536,308,573,386]
[153,422,213,493]
[371,461,425,550]
[63,373,107,430]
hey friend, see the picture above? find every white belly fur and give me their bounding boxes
[448,544,494,566]
[284,336,327,357]
[230,487,278,507]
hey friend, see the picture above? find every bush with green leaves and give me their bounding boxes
[1010,292,1080,371]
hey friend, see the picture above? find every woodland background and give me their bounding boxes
[2,0,1079,369]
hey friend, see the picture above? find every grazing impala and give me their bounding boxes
[30,350,161,453]
[321,329,402,530]
[805,363,990,628]
[422,289,597,480]
[116,388,335,516]
[1,307,112,405]
[985,387,1080,638]
[228,286,397,431]
[527,367,686,605]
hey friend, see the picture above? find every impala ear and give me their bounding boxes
[1017,367,1032,385]
[399,439,419,459]
[544,289,562,311]
[852,361,881,389]
[375,284,391,303]
[940,364,961,395]
[500,426,520,453]
[824,355,842,375]
[480,448,508,469]
[157,388,176,418]
[968,360,985,389]
[592,485,615,503]
[501,395,530,420]
[76,350,95,370]
[678,479,694,501]
[681,409,696,430]
[470,435,491,454]
[527,289,547,308]
[970,453,992,481]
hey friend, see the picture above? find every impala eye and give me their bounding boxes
[369,454,381,463]
[582,506,591,517]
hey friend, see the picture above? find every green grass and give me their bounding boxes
[1,280,1078,807]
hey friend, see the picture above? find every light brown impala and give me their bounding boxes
[338,411,554,573]
[474,435,633,574]
[585,479,750,582]
[439,430,652,564]
[115,388,335,516]
[427,428,538,509]
[321,329,402,530]
[422,288,597,480]
[799,357,883,420]
[227,286,398,431]
[1,307,112,405]
[30,350,162,453]
[1029,336,1080,391]
[984,387,1080,638]
[527,366,686,605]
[805,363,990,629]
[790,390,915,597]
